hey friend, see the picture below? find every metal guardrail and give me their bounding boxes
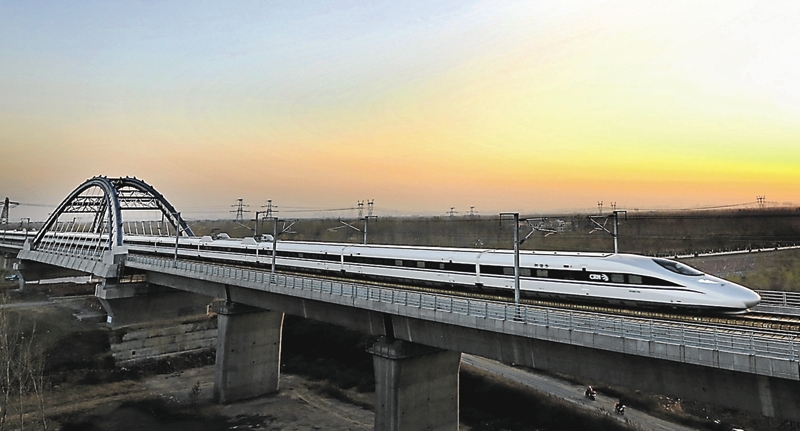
[0,239,24,249]
[757,290,800,308]
[0,238,105,259]
[24,246,105,260]
[127,254,800,364]
[675,244,800,259]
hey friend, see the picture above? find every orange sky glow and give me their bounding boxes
[1,1,798,221]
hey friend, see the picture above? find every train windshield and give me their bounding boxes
[652,258,704,276]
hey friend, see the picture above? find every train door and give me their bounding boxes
[341,246,355,274]
[475,250,491,287]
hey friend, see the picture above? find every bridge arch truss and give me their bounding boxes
[32,176,193,257]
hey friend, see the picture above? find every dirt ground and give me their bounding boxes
[51,364,644,431]
[52,368,376,431]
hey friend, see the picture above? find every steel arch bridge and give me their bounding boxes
[31,176,193,257]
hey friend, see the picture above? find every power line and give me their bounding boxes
[279,207,357,213]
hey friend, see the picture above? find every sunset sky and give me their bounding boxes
[1,0,799,221]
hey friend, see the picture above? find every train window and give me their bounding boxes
[536,269,548,278]
[480,265,503,275]
[298,253,304,258]
[520,268,531,277]
[652,258,704,276]
[629,275,643,284]
[445,262,474,273]
[503,267,514,276]
[440,263,446,270]
[395,260,403,266]
[416,261,425,268]
[319,253,338,262]
[611,274,625,283]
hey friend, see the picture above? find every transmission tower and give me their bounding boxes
[448,207,458,217]
[231,198,250,223]
[1,197,20,225]
[757,195,765,209]
[254,200,279,239]
[263,199,277,218]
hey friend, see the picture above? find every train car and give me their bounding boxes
[123,235,760,314]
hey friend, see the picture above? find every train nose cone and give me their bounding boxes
[741,289,761,309]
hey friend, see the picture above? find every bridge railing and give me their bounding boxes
[127,254,800,364]
[756,290,800,308]
[0,231,107,260]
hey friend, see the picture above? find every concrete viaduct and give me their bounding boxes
[2,176,800,430]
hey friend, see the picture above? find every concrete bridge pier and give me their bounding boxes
[369,336,461,431]
[213,302,284,403]
[1,255,12,270]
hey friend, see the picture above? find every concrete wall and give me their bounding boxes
[112,318,217,365]
[99,289,215,328]
[96,285,220,366]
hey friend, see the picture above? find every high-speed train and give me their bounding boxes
[120,234,761,314]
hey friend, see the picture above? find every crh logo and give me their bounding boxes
[589,273,609,282]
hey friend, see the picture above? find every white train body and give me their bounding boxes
[119,234,760,313]
[0,229,759,313]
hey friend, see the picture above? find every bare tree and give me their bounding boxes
[0,291,48,431]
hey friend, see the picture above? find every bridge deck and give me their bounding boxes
[125,254,800,381]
